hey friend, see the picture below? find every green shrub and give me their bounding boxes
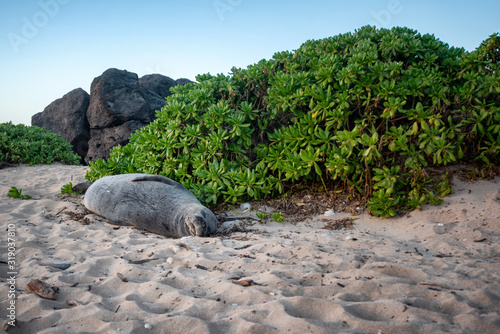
[7,186,32,200]
[86,26,499,217]
[60,182,79,196]
[0,122,81,165]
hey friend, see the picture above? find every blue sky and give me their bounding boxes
[1,0,499,125]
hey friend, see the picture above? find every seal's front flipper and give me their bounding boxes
[131,175,187,190]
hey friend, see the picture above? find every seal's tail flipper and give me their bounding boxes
[72,181,93,194]
[131,175,187,190]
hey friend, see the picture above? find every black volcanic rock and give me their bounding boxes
[33,68,193,164]
[175,78,194,86]
[84,69,173,163]
[138,74,194,113]
[86,69,154,129]
[85,120,146,163]
[31,88,90,161]
[139,74,177,98]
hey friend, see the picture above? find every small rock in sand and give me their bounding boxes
[26,279,57,300]
[240,203,252,211]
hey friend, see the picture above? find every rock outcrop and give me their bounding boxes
[31,68,193,164]
[87,120,146,163]
[85,69,168,163]
[139,74,178,98]
[31,88,90,162]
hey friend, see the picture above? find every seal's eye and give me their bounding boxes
[194,215,206,224]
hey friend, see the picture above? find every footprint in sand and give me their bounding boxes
[124,293,168,314]
[342,300,407,322]
[372,264,428,282]
[280,297,343,322]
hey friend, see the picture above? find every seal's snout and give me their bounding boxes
[185,215,207,236]
[193,215,208,236]
[185,208,217,237]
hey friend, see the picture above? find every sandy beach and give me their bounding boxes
[1,163,499,334]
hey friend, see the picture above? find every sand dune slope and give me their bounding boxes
[1,164,499,333]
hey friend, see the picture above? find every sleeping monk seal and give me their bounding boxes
[82,174,218,238]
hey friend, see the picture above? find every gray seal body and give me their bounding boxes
[83,174,218,238]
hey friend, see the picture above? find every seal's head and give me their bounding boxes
[185,207,218,236]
